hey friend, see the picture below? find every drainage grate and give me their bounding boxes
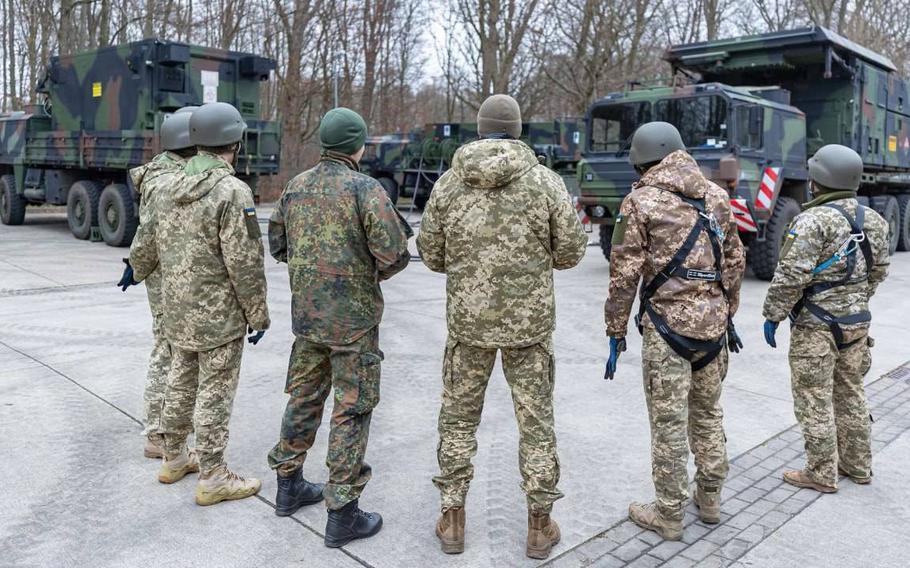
[884,364,910,381]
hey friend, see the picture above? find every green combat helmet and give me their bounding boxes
[808,144,863,192]
[190,102,245,147]
[160,112,194,151]
[628,121,685,167]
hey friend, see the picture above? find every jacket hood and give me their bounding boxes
[638,150,706,199]
[175,151,234,204]
[451,139,538,190]
[129,151,184,193]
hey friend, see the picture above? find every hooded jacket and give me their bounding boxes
[417,138,587,348]
[129,151,185,316]
[605,150,746,341]
[130,151,270,351]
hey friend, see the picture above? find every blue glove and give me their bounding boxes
[247,327,266,345]
[763,320,779,348]
[604,336,627,381]
[117,258,137,291]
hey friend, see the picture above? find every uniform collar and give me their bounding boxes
[320,150,360,172]
[803,190,856,210]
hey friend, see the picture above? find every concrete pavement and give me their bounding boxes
[1,207,908,568]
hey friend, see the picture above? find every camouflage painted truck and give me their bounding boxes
[577,26,910,279]
[363,118,584,209]
[0,39,280,246]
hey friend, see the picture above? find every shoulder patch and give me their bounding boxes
[780,229,797,258]
[243,207,262,239]
[611,214,628,245]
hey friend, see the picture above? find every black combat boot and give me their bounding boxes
[324,499,383,548]
[275,469,324,517]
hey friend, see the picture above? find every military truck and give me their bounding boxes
[577,26,910,279]
[0,39,280,246]
[373,119,584,210]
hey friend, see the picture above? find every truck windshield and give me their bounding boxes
[589,102,651,152]
[654,96,728,149]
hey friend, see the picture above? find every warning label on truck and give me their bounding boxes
[889,135,898,153]
[92,82,102,98]
[201,70,219,103]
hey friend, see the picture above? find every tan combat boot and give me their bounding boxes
[526,510,561,559]
[144,434,165,459]
[783,470,837,493]
[628,502,683,541]
[436,507,465,554]
[157,450,200,484]
[195,465,261,506]
[693,485,721,524]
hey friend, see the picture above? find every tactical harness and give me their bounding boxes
[789,203,873,350]
[634,192,729,371]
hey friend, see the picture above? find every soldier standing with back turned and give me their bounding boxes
[120,106,197,459]
[417,94,587,560]
[763,144,890,493]
[266,108,412,548]
[130,102,270,505]
[605,122,745,541]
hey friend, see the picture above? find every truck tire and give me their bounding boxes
[67,180,102,240]
[749,196,801,281]
[872,195,899,255]
[897,194,910,252]
[378,176,399,205]
[599,224,613,261]
[0,174,26,225]
[99,183,138,247]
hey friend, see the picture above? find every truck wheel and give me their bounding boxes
[67,180,102,240]
[749,196,801,281]
[872,195,900,255]
[599,224,613,261]
[897,194,910,252]
[378,177,399,205]
[99,183,138,247]
[0,174,26,225]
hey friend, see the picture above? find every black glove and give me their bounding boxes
[727,320,743,354]
[247,327,266,345]
[117,258,137,291]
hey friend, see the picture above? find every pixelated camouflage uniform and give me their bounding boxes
[763,192,890,486]
[266,151,411,510]
[417,138,587,514]
[130,151,270,474]
[605,150,745,520]
[129,151,184,438]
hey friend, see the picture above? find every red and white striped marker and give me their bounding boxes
[755,167,781,210]
[573,196,590,225]
[730,198,758,232]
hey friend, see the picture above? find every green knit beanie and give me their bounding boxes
[319,107,368,155]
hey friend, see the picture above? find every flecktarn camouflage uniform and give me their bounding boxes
[130,150,270,474]
[129,151,184,440]
[606,150,745,520]
[266,151,411,510]
[763,192,890,487]
[417,138,587,514]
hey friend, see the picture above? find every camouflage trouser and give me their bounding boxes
[432,336,563,513]
[641,326,729,521]
[161,337,244,474]
[790,325,872,487]
[142,314,171,437]
[267,328,382,510]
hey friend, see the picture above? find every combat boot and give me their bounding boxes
[838,466,872,485]
[144,434,165,459]
[526,510,561,559]
[783,470,837,493]
[195,465,261,506]
[628,502,683,541]
[693,485,721,524]
[324,500,383,548]
[157,450,200,484]
[436,507,465,554]
[275,469,324,517]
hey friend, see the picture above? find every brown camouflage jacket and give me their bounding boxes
[268,153,412,345]
[130,151,270,351]
[605,150,746,340]
[762,193,890,327]
[417,138,588,348]
[129,151,185,317]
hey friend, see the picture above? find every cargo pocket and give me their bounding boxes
[350,349,383,415]
[442,338,458,390]
[210,338,243,371]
